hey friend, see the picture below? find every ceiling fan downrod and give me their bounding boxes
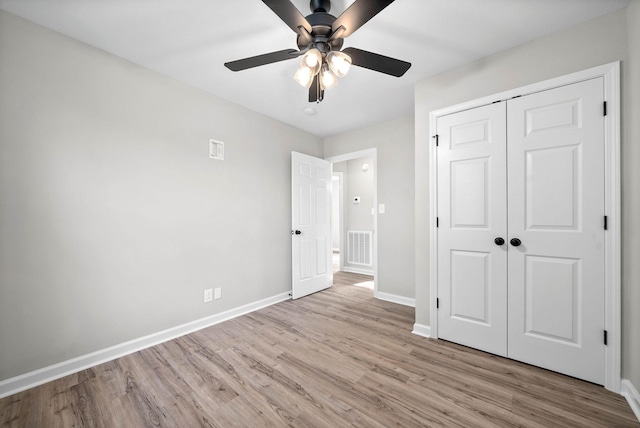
[310,0,331,13]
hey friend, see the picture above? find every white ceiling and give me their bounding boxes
[0,0,629,137]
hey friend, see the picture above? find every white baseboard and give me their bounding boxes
[342,266,374,276]
[621,379,640,422]
[376,292,415,307]
[0,292,291,399]
[412,323,431,338]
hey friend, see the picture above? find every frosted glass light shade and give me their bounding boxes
[294,65,314,88]
[301,48,322,75]
[327,51,352,77]
[319,65,338,90]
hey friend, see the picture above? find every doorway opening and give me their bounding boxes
[326,149,377,296]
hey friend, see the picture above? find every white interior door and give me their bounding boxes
[507,78,606,384]
[436,102,508,356]
[291,152,332,299]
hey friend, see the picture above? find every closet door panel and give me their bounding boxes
[507,78,605,385]
[437,102,508,356]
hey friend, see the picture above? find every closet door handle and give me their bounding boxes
[494,237,505,246]
[510,238,522,247]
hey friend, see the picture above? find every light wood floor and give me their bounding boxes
[1,271,638,427]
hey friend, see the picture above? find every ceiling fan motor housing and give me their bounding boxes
[298,1,343,53]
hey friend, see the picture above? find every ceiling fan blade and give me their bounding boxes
[308,75,324,103]
[262,0,312,35]
[224,49,301,72]
[330,0,395,39]
[342,47,411,77]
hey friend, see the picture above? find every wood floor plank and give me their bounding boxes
[1,271,638,427]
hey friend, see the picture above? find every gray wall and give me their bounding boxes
[0,11,323,381]
[324,116,415,300]
[345,156,374,232]
[415,7,640,388]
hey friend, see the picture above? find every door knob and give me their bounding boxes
[292,230,302,235]
[510,238,522,247]
[494,237,505,246]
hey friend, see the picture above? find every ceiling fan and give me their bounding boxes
[224,0,411,102]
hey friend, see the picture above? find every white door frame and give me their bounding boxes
[326,149,378,297]
[428,62,621,392]
[332,172,345,267]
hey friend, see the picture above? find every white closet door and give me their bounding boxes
[507,78,605,384]
[437,102,508,356]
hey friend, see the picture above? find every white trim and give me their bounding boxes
[621,379,640,422]
[326,149,378,296]
[332,171,344,262]
[428,105,439,343]
[428,61,621,392]
[602,62,622,393]
[412,323,431,338]
[377,292,415,307]
[342,266,374,276]
[326,149,377,164]
[0,292,290,399]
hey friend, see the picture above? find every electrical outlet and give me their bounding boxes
[204,288,213,303]
[214,288,222,300]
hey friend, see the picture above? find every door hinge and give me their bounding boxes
[433,134,439,147]
[604,330,608,346]
[436,217,439,228]
[604,215,608,230]
[436,298,439,309]
[603,101,607,116]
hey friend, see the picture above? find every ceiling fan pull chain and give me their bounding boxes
[316,77,322,103]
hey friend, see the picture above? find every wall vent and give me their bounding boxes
[209,139,224,160]
[347,231,372,266]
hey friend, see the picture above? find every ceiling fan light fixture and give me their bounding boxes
[294,64,315,88]
[327,51,352,77]
[319,64,338,90]
[301,48,322,74]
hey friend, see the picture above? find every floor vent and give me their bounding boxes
[347,231,372,266]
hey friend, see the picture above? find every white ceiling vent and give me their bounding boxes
[209,139,224,160]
